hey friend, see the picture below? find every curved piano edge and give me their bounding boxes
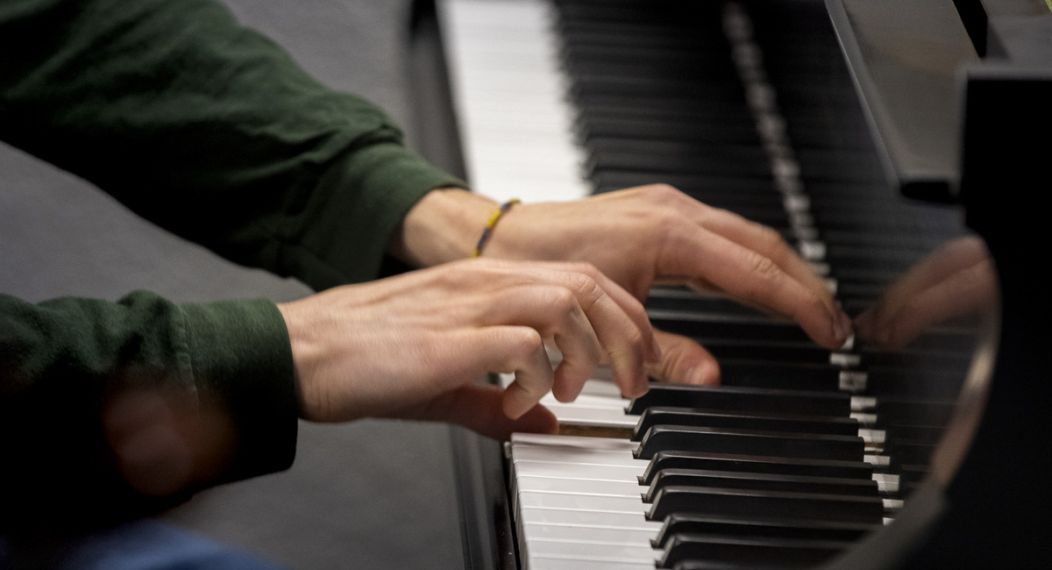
[823,14,1052,567]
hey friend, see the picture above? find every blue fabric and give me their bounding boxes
[1,521,285,570]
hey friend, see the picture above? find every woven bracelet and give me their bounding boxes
[472,198,521,257]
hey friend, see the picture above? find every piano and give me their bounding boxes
[405,0,1052,568]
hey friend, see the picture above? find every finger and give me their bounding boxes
[479,261,652,398]
[476,285,603,403]
[485,259,660,362]
[866,259,996,349]
[545,266,650,398]
[473,326,555,419]
[695,207,840,317]
[662,227,846,348]
[646,330,721,386]
[397,384,559,440]
[581,266,661,362]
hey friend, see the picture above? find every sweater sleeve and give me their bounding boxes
[0,291,298,527]
[0,0,464,291]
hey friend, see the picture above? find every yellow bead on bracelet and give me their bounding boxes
[472,198,521,257]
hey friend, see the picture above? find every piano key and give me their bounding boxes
[441,1,979,567]
[644,469,879,502]
[626,385,852,417]
[520,506,658,530]
[658,533,849,568]
[645,310,812,342]
[653,513,876,548]
[634,425,865,462]
[690,340,845,365]
[631,407,861,440]
[513,459,644,482]
[510,439,884,566]
[716,360,848,392]
[527,559,653,570]
[515,474,644,497]
[640,451,876,485]
[646,485,885,524]
[519,490,645,512]
[522,522,658,550]
[521,535,657,565]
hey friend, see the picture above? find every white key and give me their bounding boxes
[527,557,655,570]
[514,474,644,497]
[522,535,657,563]
[440,0,590,203]
[520,507,658,530]
[523,522,658,547]
[513,459,644,481]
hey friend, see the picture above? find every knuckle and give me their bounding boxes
[546,286,578,313]
[569,262,601,279]
[644,183,680,201]
[748,252,782,281]
[623,328,646,352]
[758,225,786,252]
[566,271,600,297]
[513,328,544,355]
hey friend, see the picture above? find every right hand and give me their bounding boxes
[276,258,660,439]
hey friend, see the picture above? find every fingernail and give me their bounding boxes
[624,376,650,399]
[831,315,845,343]
[839,312,854,338]
[687,365,710,385]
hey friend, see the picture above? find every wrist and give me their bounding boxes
[389,187,499,267]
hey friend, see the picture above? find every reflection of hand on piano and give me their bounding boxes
[855,236,995,350]
[276,258,662,439]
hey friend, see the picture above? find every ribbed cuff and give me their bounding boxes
[180,299,298,482]
[292,141,466,288]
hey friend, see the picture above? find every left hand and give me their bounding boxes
[394,185,850,386]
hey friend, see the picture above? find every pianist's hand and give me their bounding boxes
[277,258,659,438]
[855,236,995,349]
[478,184,852,375]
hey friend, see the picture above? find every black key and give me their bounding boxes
[647,485,885,524]
[874,399,956,426]
[863,368,965,400]
[578,115,758,145]
[632,407,859,441]
[653,513,876,548]
[645,469,878,502]
[627,385,851,417]
[693,340,835,366]
[884,424,945,445]
[645,291,771,317]
[646,310,811,343]
[641,451,875,485]
[660,533,849,568]
[718,360,845,392]
[884,441,935,465]
[635,425,865,461]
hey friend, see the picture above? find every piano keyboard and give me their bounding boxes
[439,0,979,568]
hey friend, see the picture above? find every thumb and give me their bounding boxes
[647,329,721,386]
[393,383,558,441]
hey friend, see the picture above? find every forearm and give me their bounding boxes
[0,292,298,527]
[0,0,462,289]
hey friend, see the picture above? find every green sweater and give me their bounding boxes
[0,0,461,520]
